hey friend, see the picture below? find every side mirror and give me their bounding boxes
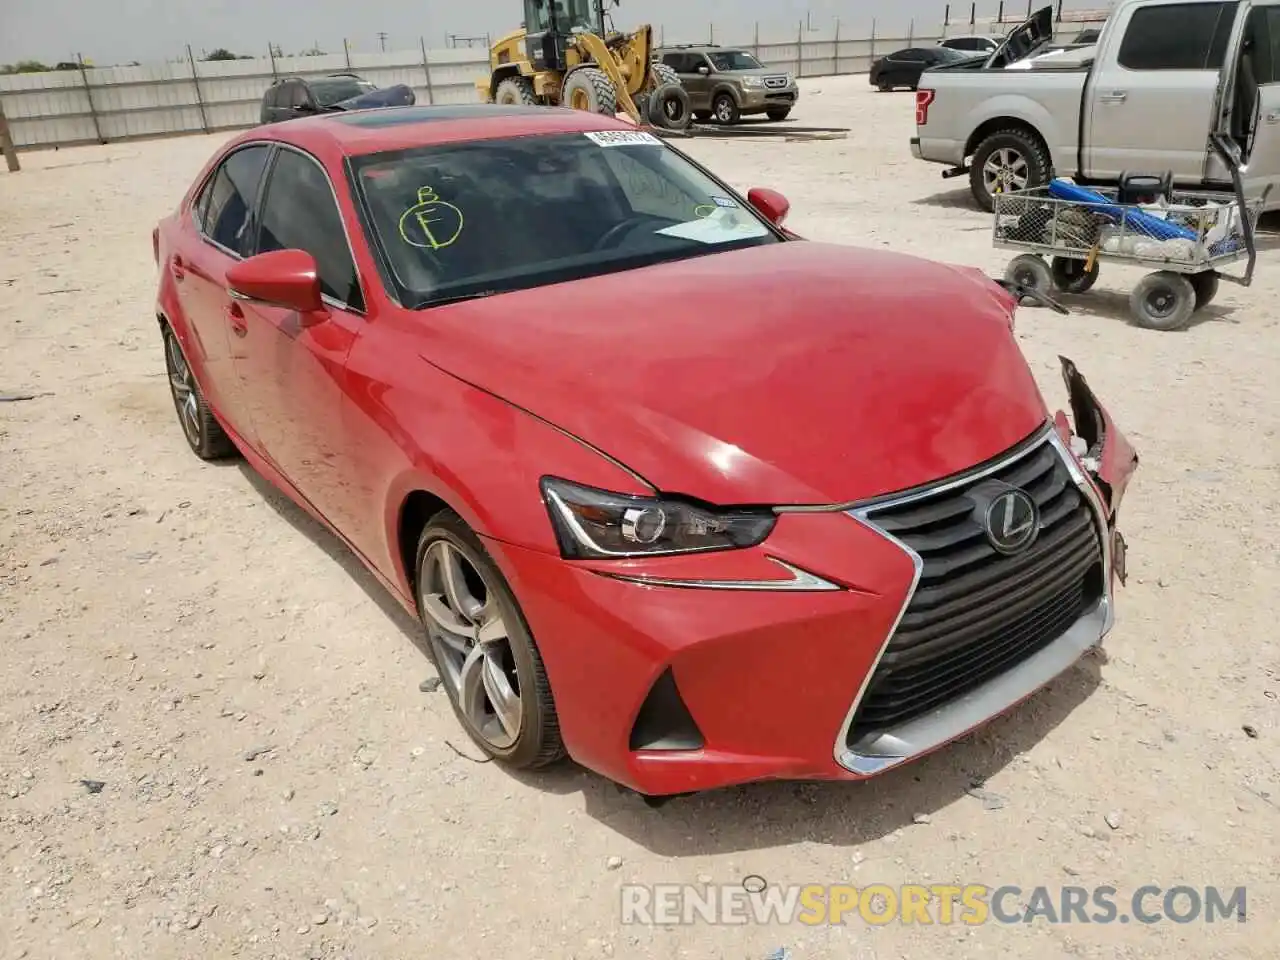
[747,187,790,227]
[697,65,711,75]
[226,249,325,317]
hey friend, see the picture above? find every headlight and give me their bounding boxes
[742,76,765,89]
[541,477,776,559]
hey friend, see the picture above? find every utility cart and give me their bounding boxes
[993,137,1267,331]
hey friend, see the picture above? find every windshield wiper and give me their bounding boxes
[413,289,501,309]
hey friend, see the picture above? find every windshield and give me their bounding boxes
[708,50,765,71]
[311,77,376,107]
[531,0,597,32]
[936,46,979,61]
[351,131,779,308]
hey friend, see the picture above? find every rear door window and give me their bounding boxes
[196,145,272,256]
[1117,1,1237,70]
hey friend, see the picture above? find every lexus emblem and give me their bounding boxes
[983,488,1039,554]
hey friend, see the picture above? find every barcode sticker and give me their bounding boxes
[584,130,663,147]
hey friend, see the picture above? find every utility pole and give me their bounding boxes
[377,31,388,52]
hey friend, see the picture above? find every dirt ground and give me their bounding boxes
[1,75,1277,960]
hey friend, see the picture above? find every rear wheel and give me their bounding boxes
[1190,271,1220,310]
[415,511,565,768]
[162,324,235,460]
[494,76,537,106]
[562,67,617,116]
[969,127,1052,212]
[712,92,740,124]
[1051,256,1100,294]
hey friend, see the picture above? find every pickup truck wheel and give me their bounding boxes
[1005,254,1053,295]
[1189,271,1219,310]
[970,128,1051,212]
[1130,272,1197,331]
[1051,256,1099,294]
[712,92,740,124]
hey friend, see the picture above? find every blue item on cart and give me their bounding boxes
[1047,178,1198,242]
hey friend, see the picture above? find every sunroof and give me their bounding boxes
[331,104,557,127]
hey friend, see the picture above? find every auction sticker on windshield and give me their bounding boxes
[584,131,663,147]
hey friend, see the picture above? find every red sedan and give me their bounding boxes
[153,104,1138,798]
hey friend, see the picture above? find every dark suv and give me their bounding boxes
[259,73,415,124]
[654,45,799,124]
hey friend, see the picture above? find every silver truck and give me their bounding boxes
[911,0,1280,212]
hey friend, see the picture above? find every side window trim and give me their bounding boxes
[193,141,275,259]
[253,143,368,316]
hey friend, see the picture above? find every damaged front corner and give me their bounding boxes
[1056,356,1139,515]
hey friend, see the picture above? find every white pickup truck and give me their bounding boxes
[911,0,1280,211]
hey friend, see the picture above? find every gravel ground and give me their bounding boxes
[1,75,1277,960]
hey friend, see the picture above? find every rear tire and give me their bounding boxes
[969,127,1052,213]
[562,67,617,116]
[1051,256,1099,294]
[162,324,235,461]
[494,76,537,106]
[1190,271,1219,310]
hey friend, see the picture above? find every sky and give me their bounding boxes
[0,0,1110,65]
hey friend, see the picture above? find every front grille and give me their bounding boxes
[846,434,1104,746]
[764,76,788,88]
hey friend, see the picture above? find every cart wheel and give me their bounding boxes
[1129,271,1197,331]
[1051,256,1100,294]
[1189,271,1220,310]
[1005,254,1052,295]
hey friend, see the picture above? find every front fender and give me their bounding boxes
[375,361,656,595]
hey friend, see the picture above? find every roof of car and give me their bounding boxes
[227,104,642,160]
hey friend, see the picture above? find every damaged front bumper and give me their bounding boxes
[1055,355,1139,586]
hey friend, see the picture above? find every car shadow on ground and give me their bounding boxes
[911,186,981,211]
[234,458,1107,853]
[1046,289,1239,330]
[236,464,426,650]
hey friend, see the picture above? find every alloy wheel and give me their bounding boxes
[165,332,201,448]
[983,147,1029,195]
[419,539,523,749]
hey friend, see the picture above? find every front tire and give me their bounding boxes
[415,510,565,769]
[712,91,740,124]
[969,127,1052,213]
[162,324,235,460]
[1129,271,1196,331]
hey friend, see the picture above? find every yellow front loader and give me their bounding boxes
[475,0,691,129]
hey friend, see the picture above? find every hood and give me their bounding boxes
[414,242,1050,506]
[332,84,416,111]
[986,5,1055,68]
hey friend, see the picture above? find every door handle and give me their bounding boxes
[171,255,186,282]
[1266,111,1280,124]
[1100,91,1127,103]
[228,302,248,338]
